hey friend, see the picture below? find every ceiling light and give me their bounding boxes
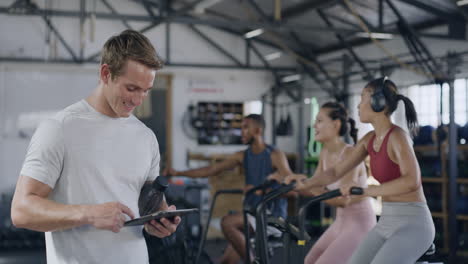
[281,74,301,83]
[457,0,468,6]
[244,28,264,39]
[355,32,394,39]
[264,52,282,61]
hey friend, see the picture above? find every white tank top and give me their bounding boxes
[324,145,367,190]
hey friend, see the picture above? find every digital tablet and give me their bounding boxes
[124,208,199,226]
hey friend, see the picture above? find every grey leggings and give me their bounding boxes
[348,202,435,264]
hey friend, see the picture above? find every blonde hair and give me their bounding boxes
[100,30,164,80]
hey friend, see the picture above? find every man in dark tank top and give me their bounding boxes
[164,114,293,264]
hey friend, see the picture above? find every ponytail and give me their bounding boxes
[397,94,419,137]
[365,78,419,137]
[322,102,358,145]
[348,118,358,144]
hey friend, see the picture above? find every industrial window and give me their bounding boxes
[347,79,468,138]
[408,79,468,127]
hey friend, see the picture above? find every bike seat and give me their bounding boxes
[417,243,436,261]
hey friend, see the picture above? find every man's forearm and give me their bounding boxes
[12,194,89,232]
[177,166,214,178]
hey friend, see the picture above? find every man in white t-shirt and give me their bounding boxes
[11,30,180,264]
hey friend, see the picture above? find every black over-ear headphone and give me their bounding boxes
[370,76,388,112]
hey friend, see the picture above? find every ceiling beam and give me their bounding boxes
[397,0,464,21]
[0,7,361,35]
[290,32,337,95]
[317,9,373,80]
[100,0,133,29]
[386,0,440,69]
[187,25,243,66]
[339,1,377,31]
[0,56,296,71]
[314,17,446,55]
[42,14,79,62]
[322,11,362,30]
[141,0,157,17]
[244,0,337,89]
[281,0,340,20]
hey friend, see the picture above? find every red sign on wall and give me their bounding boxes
[188,88,224,94]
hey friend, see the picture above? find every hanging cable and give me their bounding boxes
[399,26,433,75]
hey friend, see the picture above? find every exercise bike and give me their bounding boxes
[195,179,293,264]
[195,188,244,264]
[254,185,439,264]
[197,180,440,264]
[250,181,305,264]
[243,180,303,264]
[297,187,439,264]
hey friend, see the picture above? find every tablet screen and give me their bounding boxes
[124,208,199,226]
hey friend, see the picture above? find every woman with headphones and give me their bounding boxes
[286,77,435,264]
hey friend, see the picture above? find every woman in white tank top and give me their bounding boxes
[298,102,376,264]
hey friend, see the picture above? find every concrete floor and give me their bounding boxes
[0,242,464,264]
[0,250,46,264]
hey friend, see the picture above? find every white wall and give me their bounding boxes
[0,63,98,193]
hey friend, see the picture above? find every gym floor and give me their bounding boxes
[0,240,227,264]
[0,250,46,264]
[0,242,466,264]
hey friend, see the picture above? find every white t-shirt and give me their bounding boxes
[20,100,160,264]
